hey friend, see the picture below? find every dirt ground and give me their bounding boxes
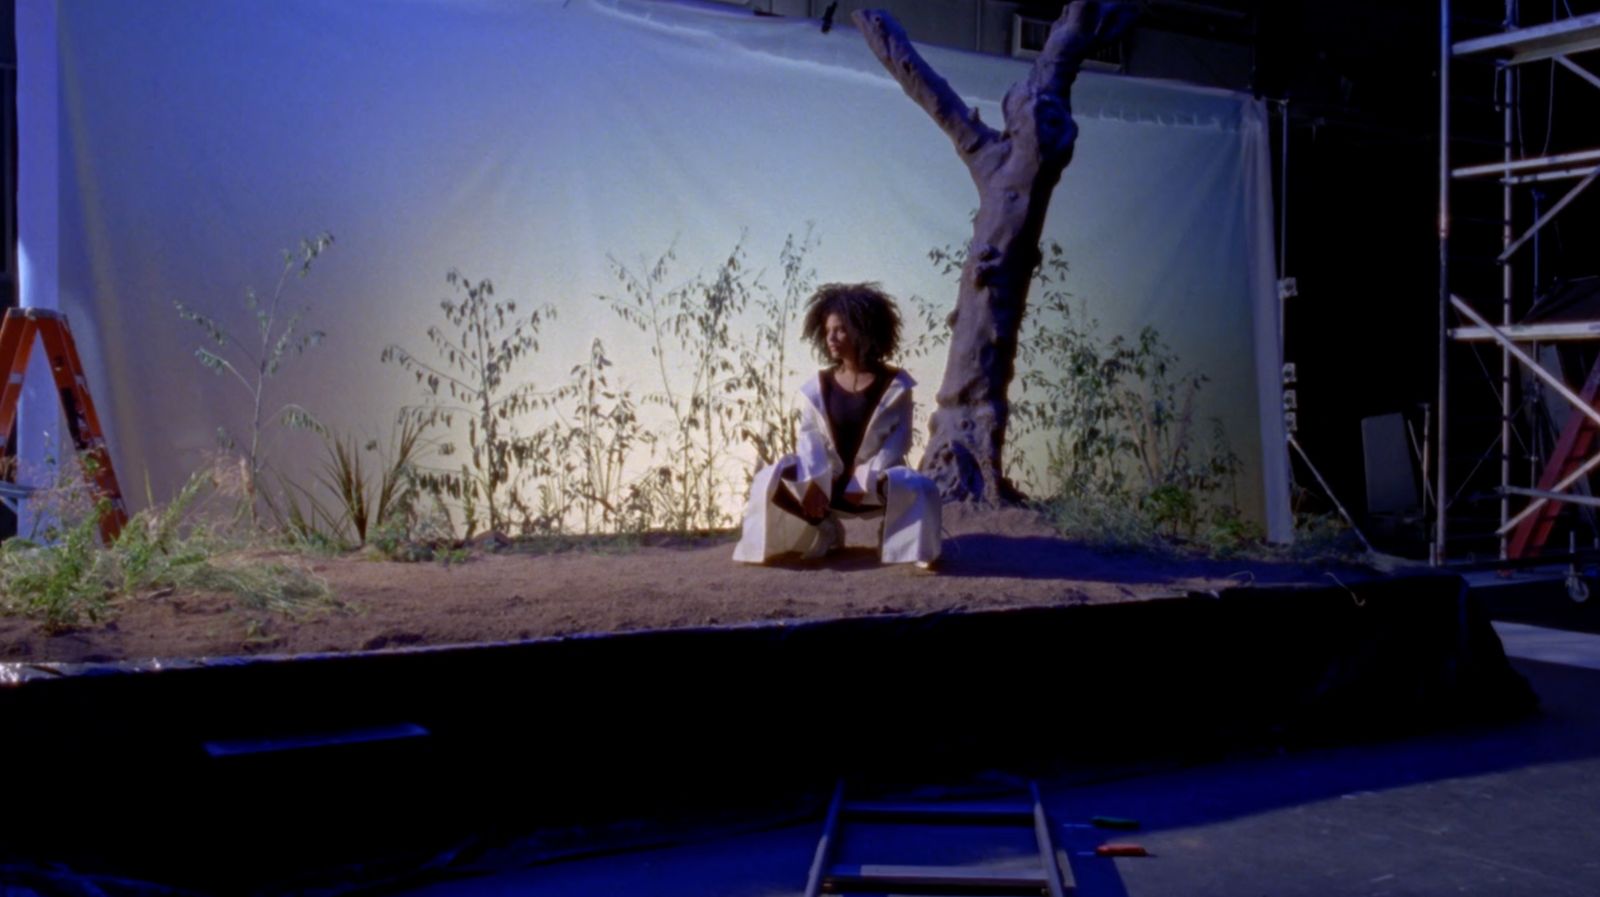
[0,507,1394,665]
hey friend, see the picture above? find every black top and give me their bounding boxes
[820,367,893,502]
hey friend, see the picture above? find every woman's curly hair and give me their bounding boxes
[801,282,903,369]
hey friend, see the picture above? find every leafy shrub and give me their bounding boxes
[0,500,112,630]
[922,238,1248,549]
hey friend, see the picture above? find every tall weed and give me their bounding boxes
[551,339,653,534]
[383,270,556,537]
[361,233,818,538]
[734,227,818,468]
[175,233,333,524]
[599,241,748,531]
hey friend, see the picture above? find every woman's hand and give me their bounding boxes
[801,483,829,520]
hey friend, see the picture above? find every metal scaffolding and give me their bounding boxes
[1439,4,1600,563]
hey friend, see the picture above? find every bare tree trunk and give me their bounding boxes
[853,2,1134,504]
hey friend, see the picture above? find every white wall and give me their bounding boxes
[24,0,1288,538]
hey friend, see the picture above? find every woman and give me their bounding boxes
[733,282,942,567]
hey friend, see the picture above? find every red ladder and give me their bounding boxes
[0,308,129,542]
[1508,354,1600,559]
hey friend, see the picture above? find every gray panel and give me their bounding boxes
[1362,413,1420,514]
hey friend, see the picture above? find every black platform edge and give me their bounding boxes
[0,572,1535,892]
[0,612,879,684]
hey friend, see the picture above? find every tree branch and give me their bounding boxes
[1034,2,1137,97]
[853,9,997,159]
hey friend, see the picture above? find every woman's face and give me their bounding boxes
[824,313,857,366]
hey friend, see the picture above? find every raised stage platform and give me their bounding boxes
[0,571,1534,894]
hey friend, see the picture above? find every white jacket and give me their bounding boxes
[733,368,942,564]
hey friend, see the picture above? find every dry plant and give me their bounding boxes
[361,231,819,540]
[273,409,433,551]
[175,233,334,525]
[550,339,653,534]
[735,226,818,468]
[599,241,749,531]
[383,270,557,537]
[597,231,818,532]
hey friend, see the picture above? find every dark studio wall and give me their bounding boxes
[1261,0,1599,556]
[1264,2,1445,540]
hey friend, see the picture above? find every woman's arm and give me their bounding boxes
[792,393,839,500]
[847,387,913,499]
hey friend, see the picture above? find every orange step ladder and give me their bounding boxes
[1508,354,1600,559]
[0,307,128,542]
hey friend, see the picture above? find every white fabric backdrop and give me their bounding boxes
[20,0,1290,538]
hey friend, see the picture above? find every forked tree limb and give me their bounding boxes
[1034,1,1138,97]
[852,10,997,162]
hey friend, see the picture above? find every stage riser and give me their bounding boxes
[0,574,1533,891]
